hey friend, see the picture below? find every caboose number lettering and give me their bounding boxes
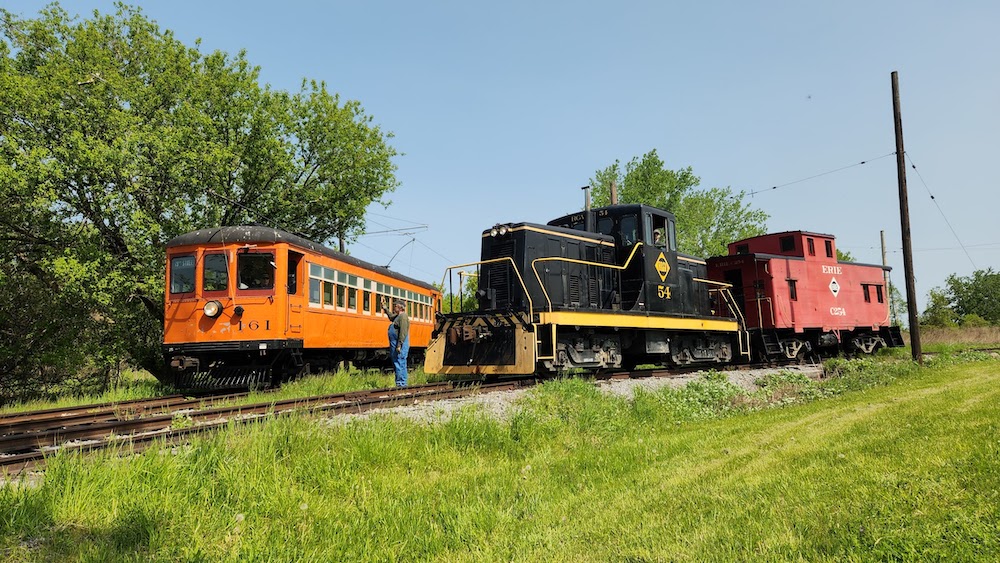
[657,285,672,299]
[829,307,847,316]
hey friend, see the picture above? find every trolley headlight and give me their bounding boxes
[203,300,223,318]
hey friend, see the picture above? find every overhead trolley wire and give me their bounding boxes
[903,152,977,270]
[747,152,897,196]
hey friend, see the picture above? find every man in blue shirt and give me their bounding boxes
[382,298,410,387]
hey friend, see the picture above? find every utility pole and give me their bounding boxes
[610,178,619,205]
[892,71,921,363]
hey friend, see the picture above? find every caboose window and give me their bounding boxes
[238,253,274,290]
[736,244,749,255]
[863,284,871,303]
[170,256,195,294]
[825,240,833,257]
[780,236,795,252]
[876,285,884,303]
[807,238,816,256]
[788,279,798,301]
[203,254,228,292]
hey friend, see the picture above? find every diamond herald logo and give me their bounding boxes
[829,277,840,297]
[655,252,670,281]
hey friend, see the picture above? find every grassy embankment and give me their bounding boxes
[1,350,998,561]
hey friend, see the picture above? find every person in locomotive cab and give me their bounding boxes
[653,229,665,247]
[381,298,410,387]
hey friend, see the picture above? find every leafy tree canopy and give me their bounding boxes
[944,268,1000,325]
[588,150,768,257]
[0,3,398,396]
[920,288,958,328]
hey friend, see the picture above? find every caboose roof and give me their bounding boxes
[166,226,437,292]
[730,230,835,245]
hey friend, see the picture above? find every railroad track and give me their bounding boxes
[1,361,824,477]
[0,380,531,476]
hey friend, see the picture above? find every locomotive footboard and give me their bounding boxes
[425,312,536,376]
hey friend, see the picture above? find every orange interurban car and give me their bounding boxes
[162,226,440,388]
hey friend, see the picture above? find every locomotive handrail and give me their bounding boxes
[530,242,647,313]
[714,285,752,361]
[440,257,534,318]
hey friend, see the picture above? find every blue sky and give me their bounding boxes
[9,1,999,311]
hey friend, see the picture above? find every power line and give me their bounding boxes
[747,152,897,196]
[413,238,456,264]
[904,152,977,270]
[366,211,429,226]
[348,238,440,279]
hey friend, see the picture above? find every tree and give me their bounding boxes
[888,284,908,328]
[0,4,398,398]
[589,150,768,257]
[437,274,479,314]
[920,288,958,328]
[836,249,855,262]
[945,268,1000,325]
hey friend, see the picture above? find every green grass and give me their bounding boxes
[0,367,431,417]
[2,354,999,561]
[0,370,171,415]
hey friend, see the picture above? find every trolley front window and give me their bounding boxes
[170,256,195,294]
[238,253,275,290]
[203,254,229,292]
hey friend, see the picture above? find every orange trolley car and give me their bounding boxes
[162,226,440,388]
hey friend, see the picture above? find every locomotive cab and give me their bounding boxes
[547,204,716,317]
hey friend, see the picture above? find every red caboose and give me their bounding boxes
[707,231,903,360]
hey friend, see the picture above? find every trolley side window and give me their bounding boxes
[203,254,229,292]
[238,253,274,290]
[170,255,195,294]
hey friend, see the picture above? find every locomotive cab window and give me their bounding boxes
[203,254,229,293]
[238,253,275,290]
[170,255,195,294]
[619,214,639,247]
[597,216,614,236]
[648,214,669,248]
